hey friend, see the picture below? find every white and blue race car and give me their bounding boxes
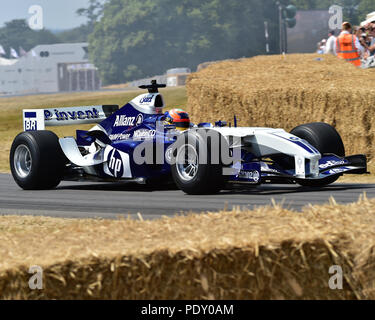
[10,80,368,195]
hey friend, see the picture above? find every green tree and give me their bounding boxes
[0,19,60,58]
[90,0,278,85]
[357,0,375,22]
[77,0,104,27]
[57,25,93,43]
[88,0,374,85]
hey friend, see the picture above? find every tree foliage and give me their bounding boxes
[89,0,279,85]
[77,0,105,28]
[0,20,60,58]
[87,0,374,84]
[57,25,93,43]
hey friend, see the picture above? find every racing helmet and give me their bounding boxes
[164,108,190,131]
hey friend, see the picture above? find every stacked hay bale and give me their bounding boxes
[187,54,375,159]
[0,198,374,299]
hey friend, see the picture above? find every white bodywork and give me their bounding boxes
[59,137,104,167]
[207,127,321,178]
[130,93,164,114]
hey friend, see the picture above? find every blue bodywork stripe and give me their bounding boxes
[271,133,317,154]
[293,140,317,154]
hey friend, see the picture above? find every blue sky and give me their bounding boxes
[0,0,104,30]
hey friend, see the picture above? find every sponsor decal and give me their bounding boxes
[319,160,346,169]
[328,168,348,174]
[109,133,131,141]
[238,170,260,183]
[104,146,132,178]
[107,149,123,178]
[44,108,99,122]
[264,167,279,173]
[24,112,37,131]
[114,115,135,127]
[133,129,156,140]
[23,109,45,131]
[140,95,154,104]
[260,162,279,173]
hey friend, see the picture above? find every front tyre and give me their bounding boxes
[171,130,228,195]
[290,122,345,187]
[10,131,66,190]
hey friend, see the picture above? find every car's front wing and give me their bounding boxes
[229,154,368,185]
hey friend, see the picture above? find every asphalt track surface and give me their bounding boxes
[1,174,375,220]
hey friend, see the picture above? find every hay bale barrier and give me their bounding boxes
[187,54,375,159]
[0,198,374,299]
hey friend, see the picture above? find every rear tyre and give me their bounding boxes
[171,130,228,195]
[290,122,345,187]
[10,131,67,190]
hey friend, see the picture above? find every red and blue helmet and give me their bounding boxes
[164,108,190,131]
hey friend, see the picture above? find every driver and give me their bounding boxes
[164,108,190,131]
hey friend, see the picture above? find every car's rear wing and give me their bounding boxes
[23,105,119,131]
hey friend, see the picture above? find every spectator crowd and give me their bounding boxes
[317,12,375,68]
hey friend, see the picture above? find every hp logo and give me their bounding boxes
[108,149,123,178]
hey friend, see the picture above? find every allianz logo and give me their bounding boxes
[114,114,143,127]
[114,115,135,127]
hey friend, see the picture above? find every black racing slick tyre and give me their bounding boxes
[171,130,229,195]
[290,122,345,187]
[10,131,67,190]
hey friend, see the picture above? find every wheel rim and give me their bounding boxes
[176,144,198,181]
[14,144,32,178]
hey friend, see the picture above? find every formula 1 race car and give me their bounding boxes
[10,80,368,195]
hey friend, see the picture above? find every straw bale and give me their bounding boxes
[0,197,374,299]
[187,54,375,159]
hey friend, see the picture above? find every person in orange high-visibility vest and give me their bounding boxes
[336,22,364,67]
